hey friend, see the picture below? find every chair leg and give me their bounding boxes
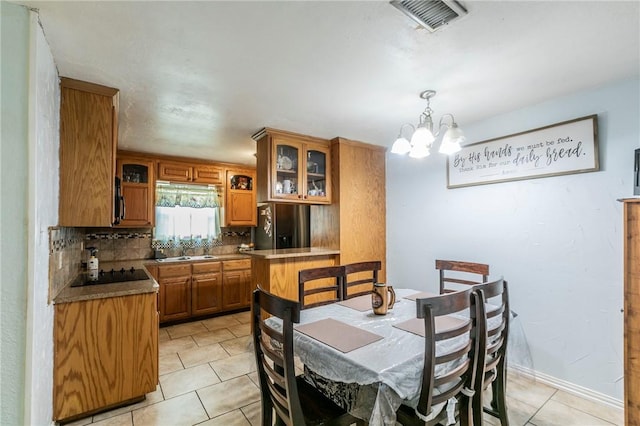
[261,397,274,426]
[490,365,508,426]
[459,395,473,426]
[472,389,484,426]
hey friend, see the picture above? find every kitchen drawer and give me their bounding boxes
[158,264,191,278]
[223,259,251,271]
[192,261,221,274]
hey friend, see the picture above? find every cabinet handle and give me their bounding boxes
[120,196,126,220]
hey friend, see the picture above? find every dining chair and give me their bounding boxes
[342,261,381,300]
[473,277,510,426]
[395,287,484,426]
[298,265,345,309]
[251,286,363,426]
[436,259,490,294]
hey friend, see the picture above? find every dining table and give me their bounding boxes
[268,288,469,425]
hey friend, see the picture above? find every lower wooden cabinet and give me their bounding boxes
[191,262,223,316]
[222,259,251,310]
[156,258,251,324]
[53,292,158,422]
[158,264,191,322]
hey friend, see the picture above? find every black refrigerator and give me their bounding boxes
[255,203,310,250]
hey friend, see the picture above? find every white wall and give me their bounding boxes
[387,78,640,401]
[0,2,30,424]
[25,11,59,425]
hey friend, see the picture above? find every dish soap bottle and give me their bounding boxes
[87,247,99,280]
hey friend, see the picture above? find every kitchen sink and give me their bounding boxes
[156,255,218,263]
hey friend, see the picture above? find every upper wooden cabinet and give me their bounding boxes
[116,155,154,228]
[253,128,332,204]
[157,161,223,185]
[225,168,257,226]
[59,77,119,227]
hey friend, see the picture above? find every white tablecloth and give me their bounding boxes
[269,288,469,425]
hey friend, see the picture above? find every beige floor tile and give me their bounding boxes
[241,401,262,426]
[192,328,236,346]
[506,373,556,407]
[228,323,251,337]
[211,352,256,381]
[160,363,221,399]
[231,311,251,324]
[158,335,197,356]
[92,412,132,426]
[504,396,539,426]
[220,335,253,356]
[64,415,92,426]
[202,315,243,331]
[92,386,164,422]
[531,399,615,426]
[159,352,183,376]
[247,371,260,388]
[158,328,170,342]
[165,321,208,339]
[132,392,208,426]
[179,342,230,368]
[482,413,500,426]
[198,409,251,426]
[198,376,261,418]
[550,391,623,425]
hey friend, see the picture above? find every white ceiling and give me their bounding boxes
[20,1,640,166]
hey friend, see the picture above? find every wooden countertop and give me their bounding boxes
[243,247,340,260]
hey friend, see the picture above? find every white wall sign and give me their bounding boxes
[447,115,599,188]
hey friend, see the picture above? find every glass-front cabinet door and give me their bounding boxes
[305,144,330,202]
[272,139,303,201]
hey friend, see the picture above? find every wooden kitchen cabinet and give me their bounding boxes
[191,262,223,316]
[53,292,158,422]
[253,128,331,204]
[157,160,223,185]
[116,155,154,227]
[622,199,640,426]
[311,138,387,282]
[222,259,252,310]
[158,264,191,322]
[59,77,119,227]
[225,168,257,226]
[157,258,251,324]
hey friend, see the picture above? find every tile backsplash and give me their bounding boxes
[48,226,253,300]
[48,227,84,300]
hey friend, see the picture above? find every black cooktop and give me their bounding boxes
[71,267,149,287]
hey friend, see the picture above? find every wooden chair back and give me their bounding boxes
[298,265,345,309]
[397,287,483,426]
[436,259,490,294]
[343,261,381,299]
[251,286,303,426]
[473,277,510,426]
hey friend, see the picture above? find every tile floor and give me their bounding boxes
[65,311,623,426]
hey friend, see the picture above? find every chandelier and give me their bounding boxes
[391,90,465,158]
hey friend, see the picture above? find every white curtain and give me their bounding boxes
[154,184,222,244]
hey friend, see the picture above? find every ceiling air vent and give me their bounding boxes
[390,0,467,32]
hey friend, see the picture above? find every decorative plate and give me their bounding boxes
[280,156,293,170]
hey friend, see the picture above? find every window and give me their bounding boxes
[153,183,222,247]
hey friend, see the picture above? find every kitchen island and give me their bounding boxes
[245,247,340,302]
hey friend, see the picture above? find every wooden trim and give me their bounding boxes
[252,127,331,146]
[117,149,256,170]
[60,77,118,97]
[331,136,387,153]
